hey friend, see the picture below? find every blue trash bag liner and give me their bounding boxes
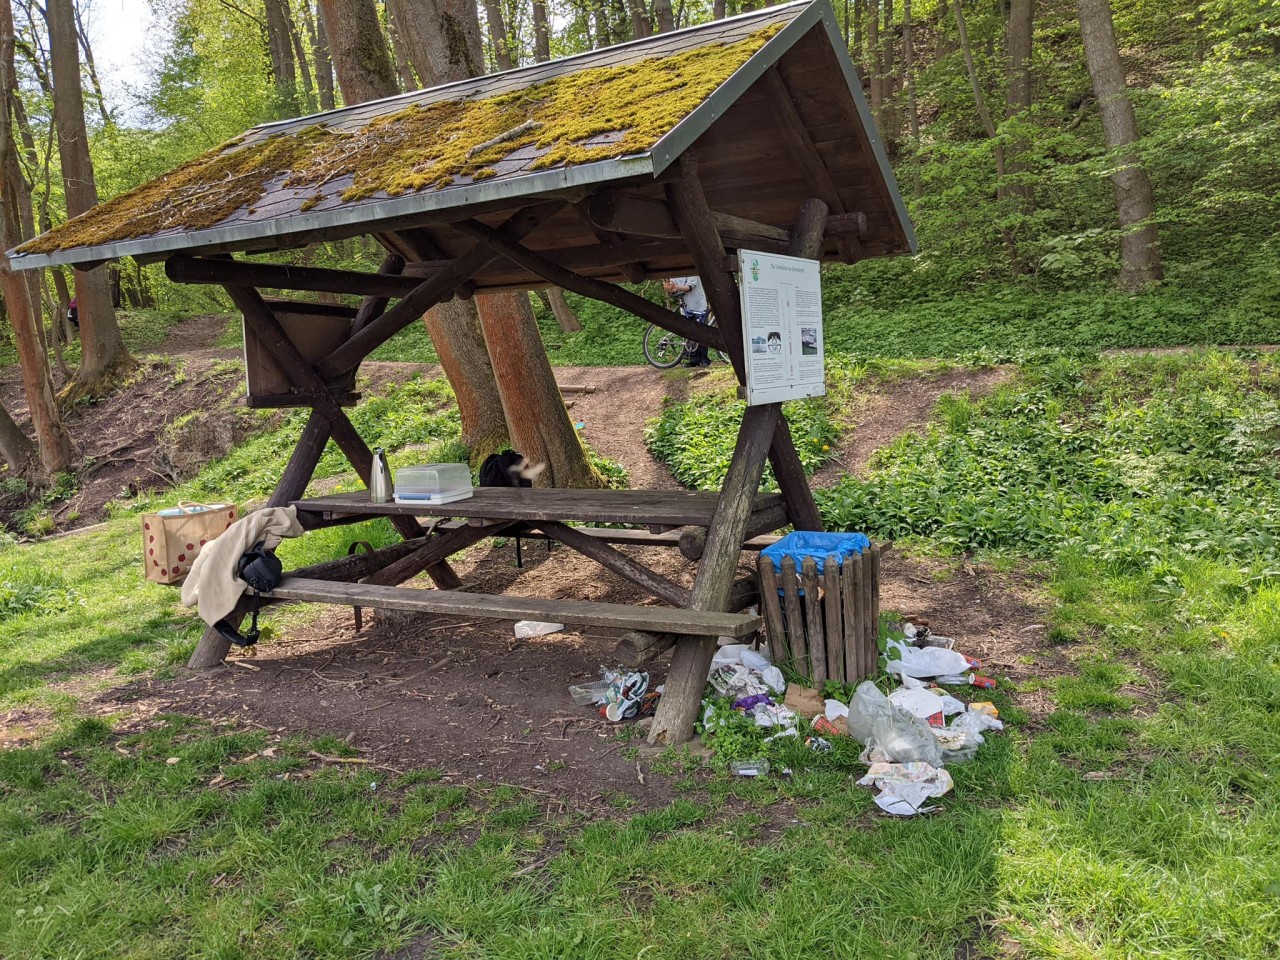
[761,531,871,576]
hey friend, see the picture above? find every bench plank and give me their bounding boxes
[270,577,762,637]
[294,487,784,528]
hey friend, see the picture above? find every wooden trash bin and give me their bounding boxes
[756,544,881,686]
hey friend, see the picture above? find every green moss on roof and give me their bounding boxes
[20,25,781,256]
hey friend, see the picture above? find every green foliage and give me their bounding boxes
[0,567,81,622]
[645,385,838,491]
[820,350,1280,571]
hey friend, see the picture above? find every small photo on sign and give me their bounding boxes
[751,335,768,354]
[801,327,818,356]
[767,331,782,354]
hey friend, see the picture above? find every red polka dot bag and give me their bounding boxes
[141,501,238,584]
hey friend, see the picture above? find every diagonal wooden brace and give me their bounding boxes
[536,520,692,607]
[449,217,725,350]
[228,285,462,592]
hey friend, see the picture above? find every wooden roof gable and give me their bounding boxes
[9,0,914,274]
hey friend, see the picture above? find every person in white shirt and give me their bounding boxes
[662,276,711,367]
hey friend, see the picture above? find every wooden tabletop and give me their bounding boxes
[293,487,784,527]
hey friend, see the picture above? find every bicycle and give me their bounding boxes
[642,311,730,369]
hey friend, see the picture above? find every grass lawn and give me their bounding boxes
[2,350,1278,958]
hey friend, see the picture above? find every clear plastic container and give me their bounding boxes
[730,759,770,777]
[568,680,609,706]
[395,463,472,502]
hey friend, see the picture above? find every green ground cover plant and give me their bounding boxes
[2,352,1279,957]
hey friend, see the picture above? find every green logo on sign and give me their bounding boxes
[750,259,760,282]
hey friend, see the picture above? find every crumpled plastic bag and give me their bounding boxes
[856,761,953,816]
[846,681,943,766]
[708,663,768,699]
[931,705,1006,763]
[885,639,976,679]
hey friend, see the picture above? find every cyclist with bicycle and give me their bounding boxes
[663,276,711,368]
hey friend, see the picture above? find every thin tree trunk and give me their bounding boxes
[47,0,132,396]
[309,3,336,109]
[532,0,551,61]
[1,0,72,476]
[714,0,725,20]
[262,0,298,113]
[903,0,921,197]
[72,1,110,127]
[482,0,515,70]
[286,2,318,112]
[386,6,420,89]
[1076,0,1162,290]
[881,0,897,142]
[596,0,614,48]
[952,0,1006,177]
[475,293,603,487]
[866,0,882,125]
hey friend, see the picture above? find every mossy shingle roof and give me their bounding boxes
[9,0,913,270]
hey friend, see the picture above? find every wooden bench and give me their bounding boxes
[269,577,762,637]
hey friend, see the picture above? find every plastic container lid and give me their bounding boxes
[395,463,472,495]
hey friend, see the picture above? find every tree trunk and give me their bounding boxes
[653,0,675,33]
[263,0,300,115]
[880,0,897,143]
[47,0,132,397]
[594,0,612,47]
[903,0,921,197]
[482,0,515,70]
[545,288,582,332]
[1076,0,1162,290]
[1,1,72,476]
[1003,0,1036,208]
[388,0,486,84]
[714,0,725,20]
[309,4,337,110]
[474,293,604,488]
[532,0,551,61]
[952,0,1006,174]
[317,0,401,103]
[627,0,651,39]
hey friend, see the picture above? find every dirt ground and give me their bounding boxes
[16,315,1057,803]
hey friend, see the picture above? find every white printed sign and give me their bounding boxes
[738,250,825,405]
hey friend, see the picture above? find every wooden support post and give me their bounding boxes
[757,556,787,665]
[800,556,824,683]
[537,520,692,607]
[187,407,335,670]
[648,403,780,744]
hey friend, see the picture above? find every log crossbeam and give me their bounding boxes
[449,218,725,350]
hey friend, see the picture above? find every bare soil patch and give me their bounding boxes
[95,543,1054,806]
[813,366,1013,485]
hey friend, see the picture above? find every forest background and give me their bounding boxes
[0,0,1278,474]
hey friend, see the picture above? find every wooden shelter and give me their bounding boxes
[10,0,915,744]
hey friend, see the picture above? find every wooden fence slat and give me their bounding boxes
[780,555,806,676]
[757,555,787,666]
[843,553,864,683]
[822,553,843,684]
[868,543,881,674]
[860,547,876,679]
[800,556,824,685]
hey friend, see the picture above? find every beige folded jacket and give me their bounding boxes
[181,506,303,626]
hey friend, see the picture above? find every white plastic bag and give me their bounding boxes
[856,761,953,816]
[514,620,564,638]
[885,639,972,679]
[846,681,943,766]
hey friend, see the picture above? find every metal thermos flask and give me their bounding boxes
[369,448,393,503]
